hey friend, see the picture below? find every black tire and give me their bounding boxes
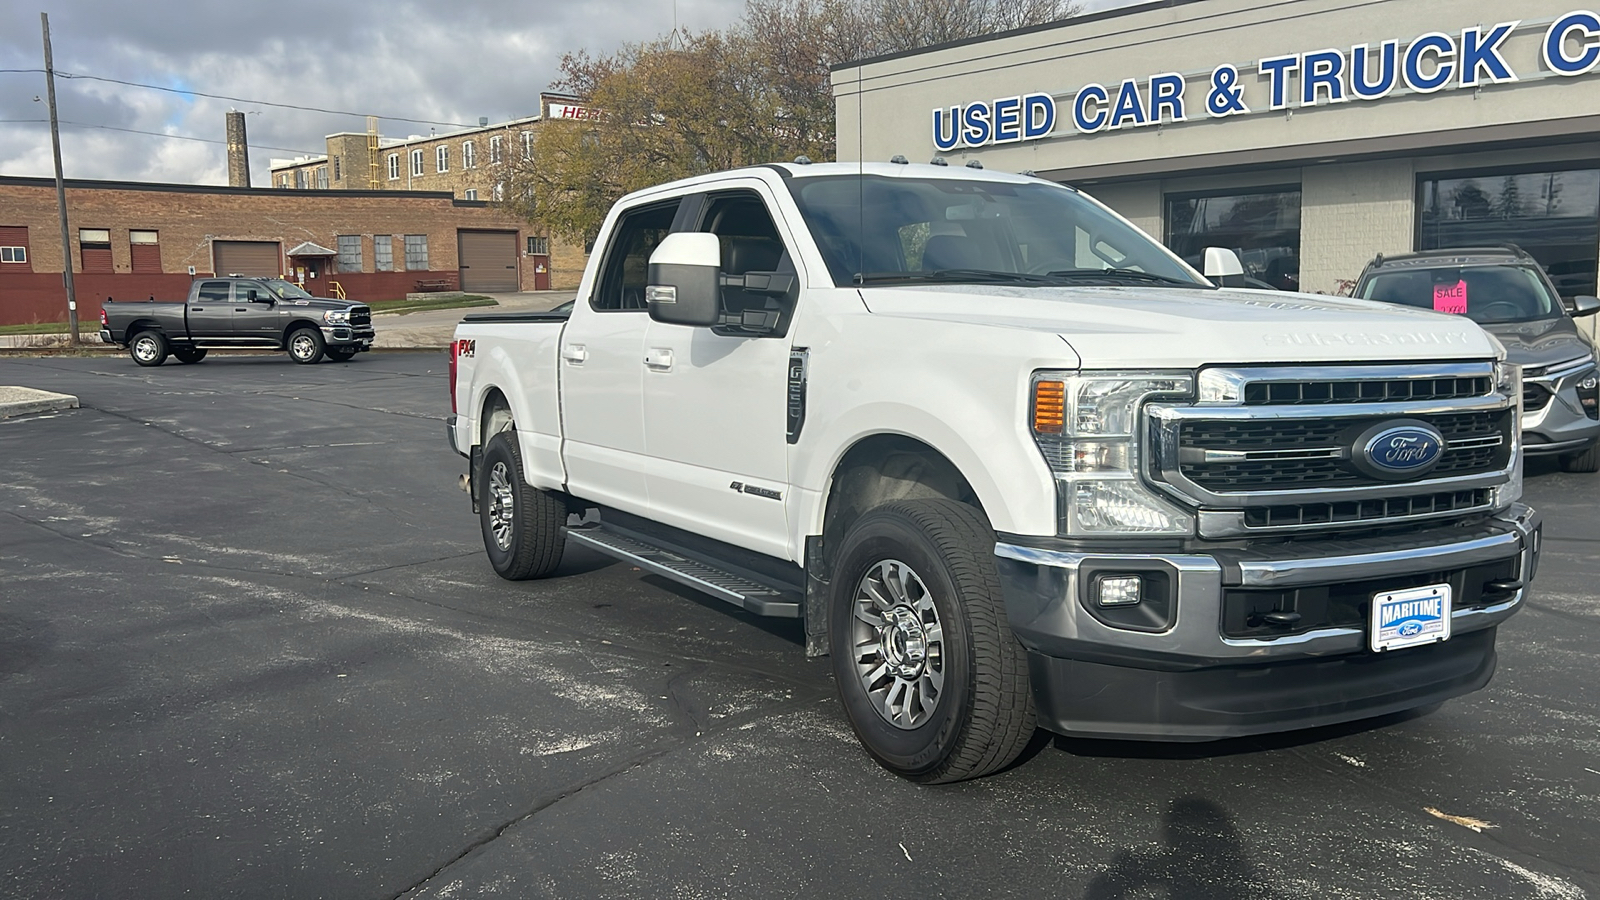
[1560,439,1600,473]
[829,499,1036,783]
[325,347,357,362]
[172,347,207,364]
[287,327,325,364]
[129,330,168,367]
[479,431,567,580]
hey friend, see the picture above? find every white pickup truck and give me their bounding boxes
[447,162,1541,783]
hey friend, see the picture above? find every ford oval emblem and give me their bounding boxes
[1397,621,1424,637]
[1363,425,1444,475]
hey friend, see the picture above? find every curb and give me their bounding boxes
[0,387,80,418]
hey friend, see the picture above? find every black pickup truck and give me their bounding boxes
[100,277,375,366]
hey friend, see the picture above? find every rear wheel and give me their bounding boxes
[479,431,567,580]
[829,499,1036,783]
[288,327,325,364]
[1560,439,1599,473]
[172,347,207,364]
[130,330,168,367]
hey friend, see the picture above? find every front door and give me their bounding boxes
[641,187,797,559]
[186,280,233,339]
[231,281,283,345]
[558,199,680,517]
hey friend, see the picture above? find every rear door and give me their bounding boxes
[186,280,234,339]
[558,199,680,515]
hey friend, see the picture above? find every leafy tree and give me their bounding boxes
[497,0,1079,244]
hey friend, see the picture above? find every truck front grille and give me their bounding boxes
[1150,363,1517,538]
[1244,375,1491,406]
[349,306,372,327]
[1177,410,1512,491]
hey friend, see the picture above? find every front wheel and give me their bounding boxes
[287,327,325,364]
[829,499,1036,783]
[1560,439,1599,473]
[479,431,567,580]
[325,347,357,362]
[130,330,168,367]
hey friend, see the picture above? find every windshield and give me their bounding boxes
[261,279,316,301]
[787,175,1209,289]
[1358,264,1561,324]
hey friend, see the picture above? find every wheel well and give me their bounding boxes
[127,319,163,337]
[479,388,514,445]
[819,435,982,572]
[281,319,321,343]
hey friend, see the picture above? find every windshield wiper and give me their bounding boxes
[1043,268,1206,288]
[854,269,1056,285]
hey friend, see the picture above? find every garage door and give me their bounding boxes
[213,241,282,277]
[458,230,518,292]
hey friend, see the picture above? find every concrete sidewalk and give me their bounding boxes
[372,290,574,349]
[0,386,79,417]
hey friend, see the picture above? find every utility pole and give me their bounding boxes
[41,12,79,346]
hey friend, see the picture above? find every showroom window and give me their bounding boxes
[1165,188,1301,291]
[1420,167,1600,299]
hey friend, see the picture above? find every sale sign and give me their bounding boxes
[1432,280,1468,314]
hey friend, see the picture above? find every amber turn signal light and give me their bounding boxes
[1033,380,1066,434]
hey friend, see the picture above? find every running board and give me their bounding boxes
[565,524,802,618]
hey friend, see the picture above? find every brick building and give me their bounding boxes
[269,93,592,290]
[0,175,544,328]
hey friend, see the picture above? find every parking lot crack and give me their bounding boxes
[385,692,824,900]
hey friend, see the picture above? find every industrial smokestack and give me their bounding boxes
[226,110,250,187]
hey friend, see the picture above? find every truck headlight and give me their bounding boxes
[323,309,351,325]
[1031,371,1195,536]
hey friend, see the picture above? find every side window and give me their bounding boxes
[196,281,230,303]
[591,201,680,311]
[699,191,797,334]
[235,282,264,303]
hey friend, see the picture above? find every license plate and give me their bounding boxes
[1370,583,1452,652]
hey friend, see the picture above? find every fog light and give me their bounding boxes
[1095,574,1143,607]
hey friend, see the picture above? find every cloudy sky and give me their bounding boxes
[0,0,1136,187]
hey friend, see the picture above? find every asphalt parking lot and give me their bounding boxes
[2,351,1597,899]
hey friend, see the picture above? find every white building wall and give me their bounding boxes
[1299,159,1416,295]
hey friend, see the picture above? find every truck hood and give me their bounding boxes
[280,297,367,311]
[857,285,1502,368]
[1476,315,1594,370]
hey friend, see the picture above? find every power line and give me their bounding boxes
[0,118,321,154]
[55,70,487,129]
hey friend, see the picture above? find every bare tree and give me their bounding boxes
[501,0,1080,244]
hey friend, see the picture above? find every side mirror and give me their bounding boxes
[1570,295,1600,318]
[1202,247,1246,287]
[647,233,721,327]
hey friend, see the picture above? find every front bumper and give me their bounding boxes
[321,324,376,350]
[994,503,1541,740]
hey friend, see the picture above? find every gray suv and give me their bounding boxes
[1354,247,1600,472]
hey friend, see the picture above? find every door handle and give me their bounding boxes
[644,348,673,370]
[562,344,587,364]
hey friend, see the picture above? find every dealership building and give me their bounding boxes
[833,0,1600,338]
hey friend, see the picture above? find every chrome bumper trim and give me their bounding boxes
[993,504,1538,663]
